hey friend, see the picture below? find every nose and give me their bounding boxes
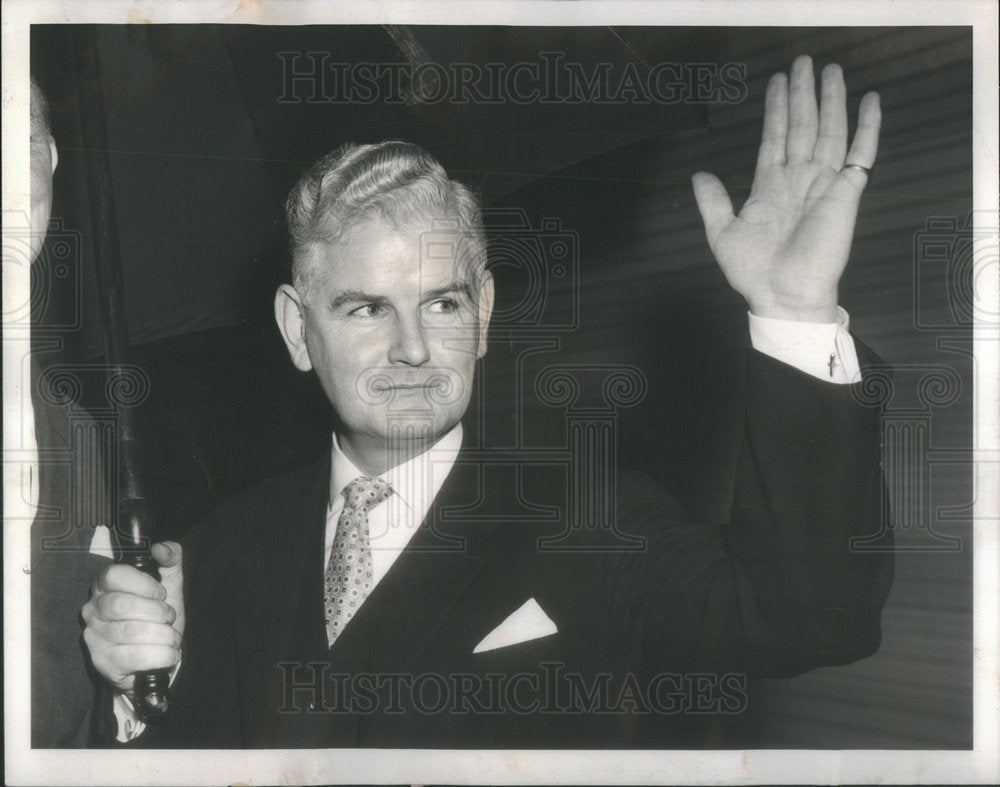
[387,310,431,366]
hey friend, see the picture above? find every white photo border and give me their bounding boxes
[4,1,998,784]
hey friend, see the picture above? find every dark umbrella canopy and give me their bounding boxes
[31,21,738,560]
[34,24,722,351]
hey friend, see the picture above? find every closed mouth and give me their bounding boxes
[378,383,436,391]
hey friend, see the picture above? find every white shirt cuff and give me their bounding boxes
[89,524,115,559]
[113,692,145,742]
[112,661,181,743]
[748,306,861,385]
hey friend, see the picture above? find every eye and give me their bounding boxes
[348,302,387,318]
[427,298,459,314]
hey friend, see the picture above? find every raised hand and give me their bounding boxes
[82,542,185,695]
[692,55,881,323]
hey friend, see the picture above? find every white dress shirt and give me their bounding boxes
[325,422,464,602]
[113,310,861,740]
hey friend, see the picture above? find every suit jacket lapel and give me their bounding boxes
[356,455,511,741]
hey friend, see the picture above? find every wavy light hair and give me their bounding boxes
[285,141,486,299]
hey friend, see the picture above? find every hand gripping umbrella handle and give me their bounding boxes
[118,499,171,724]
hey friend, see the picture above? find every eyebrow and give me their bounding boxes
[328,289,387,310]
[327,282,474,310]
[422,282,474,302]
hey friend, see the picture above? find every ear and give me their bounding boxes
[475,270,495,360]
[274,284,314,372]
[49,138,58,174]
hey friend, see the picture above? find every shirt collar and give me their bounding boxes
[329,422,464,511]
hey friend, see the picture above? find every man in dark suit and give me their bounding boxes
[82,55,890,748]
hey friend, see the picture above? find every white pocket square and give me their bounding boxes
[473,598,558,654]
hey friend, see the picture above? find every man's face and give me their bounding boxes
[278,216,493,474]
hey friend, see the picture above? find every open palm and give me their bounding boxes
[693,56,881,323]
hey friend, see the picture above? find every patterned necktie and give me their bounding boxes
[324,476,392,647]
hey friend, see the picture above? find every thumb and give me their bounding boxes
[691,172,734,247]
[151,541,185,636]
[151,540,182,570]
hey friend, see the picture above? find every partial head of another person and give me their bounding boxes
[29,77,58,263]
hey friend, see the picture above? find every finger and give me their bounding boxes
[845,91,881,170]
[691,172,735,247]
[105,644,181,677]
[837,91,882,192]
[756,71,788,169]
[152,541,185,634]
[151,540,183,570]
[83,630,180,687]
[93,563,166,601]
[813,63,848,168]
[154,543,183,594]
[786,55,818,162]
[102,619,184,649]
[93,591,177,625]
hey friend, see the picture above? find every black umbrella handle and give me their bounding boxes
[118,501,172,724]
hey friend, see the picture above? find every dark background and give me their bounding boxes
[31,25,973,748]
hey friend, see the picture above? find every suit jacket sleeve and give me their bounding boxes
[614,343,892,679]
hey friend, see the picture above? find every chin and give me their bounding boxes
[376,415,454,443]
